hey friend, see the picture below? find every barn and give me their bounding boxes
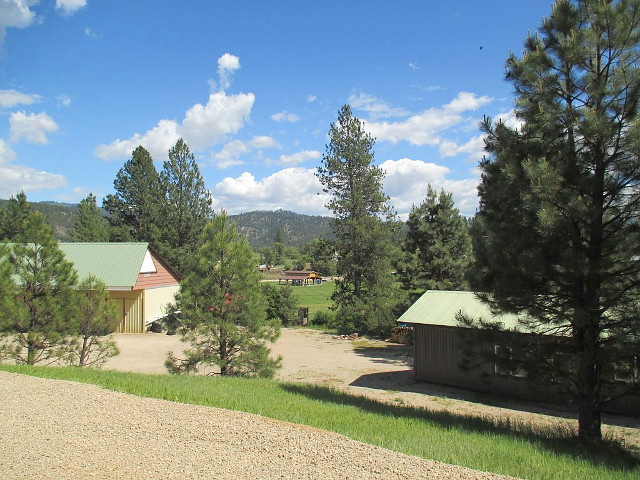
[60,243,180,333]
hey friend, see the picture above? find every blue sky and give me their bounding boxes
[0,0,553,218]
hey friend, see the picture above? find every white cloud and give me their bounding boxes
[279,150,321,166]
[212,168,328,215]
[56,93,71,107]
[380,158,479,218]
[349,92,409,120]
[409,62,419,70]
[0,139,67,197]
[439,135,485,160]
[307,95,317,103]
[95,90,255,161]
[271,111,300,123]
[10,111,59,144]
[249,135,278,149]
[84,27,101,39]
[55,0,87,16]
[0,0,37,44]
[0,89,40,108]
[365,91,493,146]
[217,53,240,90]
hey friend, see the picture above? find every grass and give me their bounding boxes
[2,364,639,480]
[289,280,334,315]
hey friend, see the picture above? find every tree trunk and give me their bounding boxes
[576,315,602,442]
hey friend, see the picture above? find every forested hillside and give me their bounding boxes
[230,210,333,248]
[0,200,332,248]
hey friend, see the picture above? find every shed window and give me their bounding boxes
[494,345,527,378]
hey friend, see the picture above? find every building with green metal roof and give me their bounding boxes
[60,243,180,333]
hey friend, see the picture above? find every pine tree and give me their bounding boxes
[103,146,162,243]
[0,212,78,365]
[470,0,640,442]
[317,104,402,337]
[157,138,212,276]
[65,275,120,367]
[397,185,471,298]
[0,191,30,241]
[166,211,281,377]
[72,193,110,242]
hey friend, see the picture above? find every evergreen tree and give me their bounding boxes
[65,275,120,367]
[262,283,298,325]
[397,185,471,298]
[103,146,162,243]
[158,138,212,276]
[0,212,78,365]
[302,238,337,276]
[166,211,281,377]
[317,104,402,337]
[0,191,30,240]
[469,0,640,442]
[72,193,110,242]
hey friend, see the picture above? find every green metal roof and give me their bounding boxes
[397,290,523,331]
[59,242,149,289]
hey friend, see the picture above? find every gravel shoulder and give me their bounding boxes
[0,371,513,480]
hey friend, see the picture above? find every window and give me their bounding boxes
[494,345,527,378]
[613,356,639,383]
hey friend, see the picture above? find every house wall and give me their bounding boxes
[133,252,179,290]
[143,285,180,324]
[413,324,640,416]
[108,290,144,333]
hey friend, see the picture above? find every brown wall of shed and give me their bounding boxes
[133,252,180,290]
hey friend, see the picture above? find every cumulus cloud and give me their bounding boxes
[55,0,87,16]
[95,90,255,161]
[10,111,59,144]
[0,0,37,44]
[0,89,40,108]
[307,95,317,103]
[409,62,419,70]
[217,53,240,90]
[439,135,485,160]
[349,92,409,120]
[211,135,280,169]
[279,150,321,166]
[0,139,67,197]
[271,111,300,123]
[365,91,492,146]
[380,158,480,218]
[211,168,328,215]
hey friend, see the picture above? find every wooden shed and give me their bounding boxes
[278,270,320,286]
[59,243,180,333]
[398,290,639,415]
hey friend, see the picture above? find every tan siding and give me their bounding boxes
[133,252,180,290]
[108,290,145,333]
[144,285,180,324]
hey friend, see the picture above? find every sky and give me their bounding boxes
[0,0,555,218]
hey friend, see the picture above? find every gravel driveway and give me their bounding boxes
[0,372,514,480]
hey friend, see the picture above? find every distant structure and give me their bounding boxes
[278,270,320,286]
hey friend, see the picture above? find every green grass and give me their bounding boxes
[2,364,639,480]
[289,280,334,315]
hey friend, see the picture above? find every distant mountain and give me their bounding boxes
[230,210,333,248]
[0,199,78,241]
[0,200,333,248]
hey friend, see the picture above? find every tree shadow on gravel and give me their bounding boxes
[281,382,640,471]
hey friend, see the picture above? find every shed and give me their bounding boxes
[59,243,180,333]
[398,290,639,415]
[278,270,320,286]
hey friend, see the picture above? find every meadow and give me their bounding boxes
[3,364,638,480]
[288,280,334,315]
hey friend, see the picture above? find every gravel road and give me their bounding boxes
[0,371,515,480]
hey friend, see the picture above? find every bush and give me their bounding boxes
[311,310,334,326]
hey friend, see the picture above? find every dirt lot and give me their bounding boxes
[104,328,640,449]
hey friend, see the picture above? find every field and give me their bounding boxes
[288,280,334,315]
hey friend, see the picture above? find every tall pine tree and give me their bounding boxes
[72,193,110,242]
[470,0,640,441]
[158,138,212,276]
[0,212,78,365]
[166,211,281,377]
[103,146,162,243]
[317,105,401,337]
[397,185,471,299]
[0,191,30,241]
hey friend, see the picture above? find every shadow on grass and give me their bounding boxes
[281,382,640,472]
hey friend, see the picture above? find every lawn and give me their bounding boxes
[2,364,638,480]
[288,280,334,315]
